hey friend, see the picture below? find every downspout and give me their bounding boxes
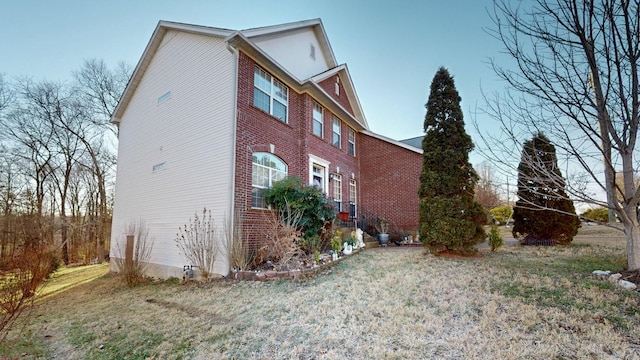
[226,39,239,276]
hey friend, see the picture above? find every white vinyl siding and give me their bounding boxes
[110,30,235,278]
[253,27,331,80]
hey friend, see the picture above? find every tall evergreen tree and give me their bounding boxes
[512,133,580,245]
[419,67,486,255]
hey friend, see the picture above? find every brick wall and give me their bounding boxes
[234,51,360,248]
[317,74,354,114]
[359,133,422,233]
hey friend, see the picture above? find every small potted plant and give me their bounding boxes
[375,218,390,246]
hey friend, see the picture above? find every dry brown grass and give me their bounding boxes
[3,226,639,359]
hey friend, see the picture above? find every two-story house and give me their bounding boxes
[110,19,422,278]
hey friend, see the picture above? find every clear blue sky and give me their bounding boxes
[0,0,504,158]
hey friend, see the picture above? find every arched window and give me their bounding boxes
[252,153,287,209]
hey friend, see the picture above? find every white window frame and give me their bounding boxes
[332,116,341,148]
[348,129,356,156]
[313,102,323,138]
[252,152,288,209]
[349,179,357,218]
[333,174,342,212]
[254,66,288,122]
[308,154,330,194]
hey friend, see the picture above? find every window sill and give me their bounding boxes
[251,105,289,126]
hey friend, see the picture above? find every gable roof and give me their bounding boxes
[310,64,368,129]
[363,131,424,154]
[112,19,368,131]
[399,136,424,149]
[111,21,233,123]
[241,18,337,69]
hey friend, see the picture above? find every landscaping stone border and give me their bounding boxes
[229,249,361,281]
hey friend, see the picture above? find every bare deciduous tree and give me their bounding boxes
[73,59,131,135]
[477,1,640,268]
[0,60,130,265]
[474,161,502,209]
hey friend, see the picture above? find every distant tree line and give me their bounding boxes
[0,59,130,267]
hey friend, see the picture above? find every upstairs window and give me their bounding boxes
[252,152,287,209]
[348,129,356,156]
[313,102,323,138]
[332,117,341,148]
[254,67,288,122]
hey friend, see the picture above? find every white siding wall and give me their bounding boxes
[110,30,235,278]
[253,28,330,80]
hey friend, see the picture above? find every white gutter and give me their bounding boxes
[226,39,240,275]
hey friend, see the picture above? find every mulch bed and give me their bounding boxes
[620,269,640,286]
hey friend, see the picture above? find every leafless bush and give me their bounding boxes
[263,207,304,268]
[175,208,219,280]
[1,242,58,343]
[224,210,255,272]
[113,221,154,287]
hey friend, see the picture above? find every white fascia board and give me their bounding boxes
[227,31,365,131]
[309,65,344,83]
[309,64,368,130]
[157,20,233,37]
[339,63,368,129]
[111,22,166,123]
[241,18,337,68]
[361,130,424,154]
[225,32,302,88]
[111,21,232,123]
[302,80,367,132]
[312,19,337,68]
[241,18,321,37]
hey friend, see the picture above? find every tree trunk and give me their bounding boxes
[624,220,640,270]
[61,212,69,264]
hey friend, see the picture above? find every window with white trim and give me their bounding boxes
[254,67,288,122]
[349,179,357,219]
[333,174,342,212]
[252,152,287,209]
[312,164,326,192]
[313,102,323,138]
[332,116,341,148]
[308,155,330,194]
[348,129,356,156]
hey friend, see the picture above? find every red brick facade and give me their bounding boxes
[317,75,354,115]
[359,133,422,233]
[235,52,362,247]
[234,51,422,247]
